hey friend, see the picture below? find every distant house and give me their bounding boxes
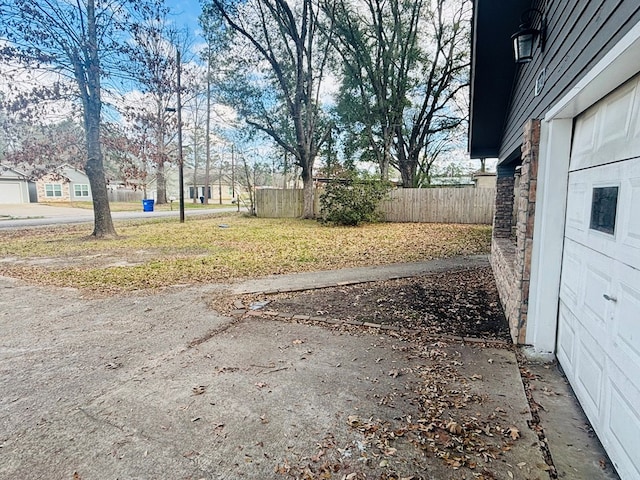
[469,1,640,478]
[472,171,496,189]
[36,164,92,202]
[185,171,236,203]
[0,164,33,204]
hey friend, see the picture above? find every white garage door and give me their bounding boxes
[558,75,640,480]
[0,182,24,204]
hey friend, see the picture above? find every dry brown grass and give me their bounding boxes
[0,214,491,293]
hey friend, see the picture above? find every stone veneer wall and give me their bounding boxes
[490,119,540,343]
[36,176,72,202]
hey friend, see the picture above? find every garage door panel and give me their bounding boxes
[0,182,23,204]
[572,109,598,169]
[557,303,576,370]
[564,181,588,234]
[559,240,581,307]
[620,176,640,267]
[575,330,605,421]
[560,239,614,333]
[598,82,635,146]
[571,75,640,171]
[610,267,640,386]
[563,163,640,267]
[583,263,614,326]
[614,283,640,366]
[606,367,640,480]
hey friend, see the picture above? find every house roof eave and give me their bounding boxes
[469,0,531,159]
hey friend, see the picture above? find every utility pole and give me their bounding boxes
[218,151,223,205]
[177,50,185,223]
[231,144,239,212]
[204,45,212,206]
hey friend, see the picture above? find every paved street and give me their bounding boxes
[0,204,240,229]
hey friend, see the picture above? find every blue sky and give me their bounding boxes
[165,0,204,39]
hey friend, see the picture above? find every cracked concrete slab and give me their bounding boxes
[0,263,619,480]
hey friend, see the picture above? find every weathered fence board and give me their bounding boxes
[381,188,495,224]
[255,189,321,218]
[255,187,496,224]
[108,189,144,203]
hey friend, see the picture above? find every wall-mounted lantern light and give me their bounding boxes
[512,8,546,63]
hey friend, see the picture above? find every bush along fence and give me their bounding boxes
[255,187,496,224]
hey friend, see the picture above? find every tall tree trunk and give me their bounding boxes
[85,103,115,237]
[156,158,166,203]
[84,0,115,238]
[301,165,314,218]
[283,151,288,189]
[398,159,416,188]
[155,108,167,204]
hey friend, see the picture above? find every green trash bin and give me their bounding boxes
[142,199,155,212]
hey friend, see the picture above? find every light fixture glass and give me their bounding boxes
[511,9,546,64]
[512,26,538,63]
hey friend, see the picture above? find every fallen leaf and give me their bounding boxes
[507,426,520,440]
[311,450,325,462]
[192,386,206,395]
[347,415,361,427]
[446,420,463,435]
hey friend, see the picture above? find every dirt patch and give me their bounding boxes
[220,266,510,342]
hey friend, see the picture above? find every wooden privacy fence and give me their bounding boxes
[107,189,144,203]
[380,187,495,224]
[255,189,320,218]
[256,187,496,224]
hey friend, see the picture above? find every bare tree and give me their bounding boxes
[394,0,470,187]
[325,0,470,187]
[124,5,196,204]
[324,0,419,180]
[0,0,161,236]
[202,0,334,218]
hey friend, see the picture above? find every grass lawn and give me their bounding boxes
[0,214,491,293]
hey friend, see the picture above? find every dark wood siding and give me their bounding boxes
[499,0,640,162]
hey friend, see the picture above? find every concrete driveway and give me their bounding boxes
[0,259,618,479]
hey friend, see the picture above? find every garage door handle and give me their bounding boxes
[603,294,617,302]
